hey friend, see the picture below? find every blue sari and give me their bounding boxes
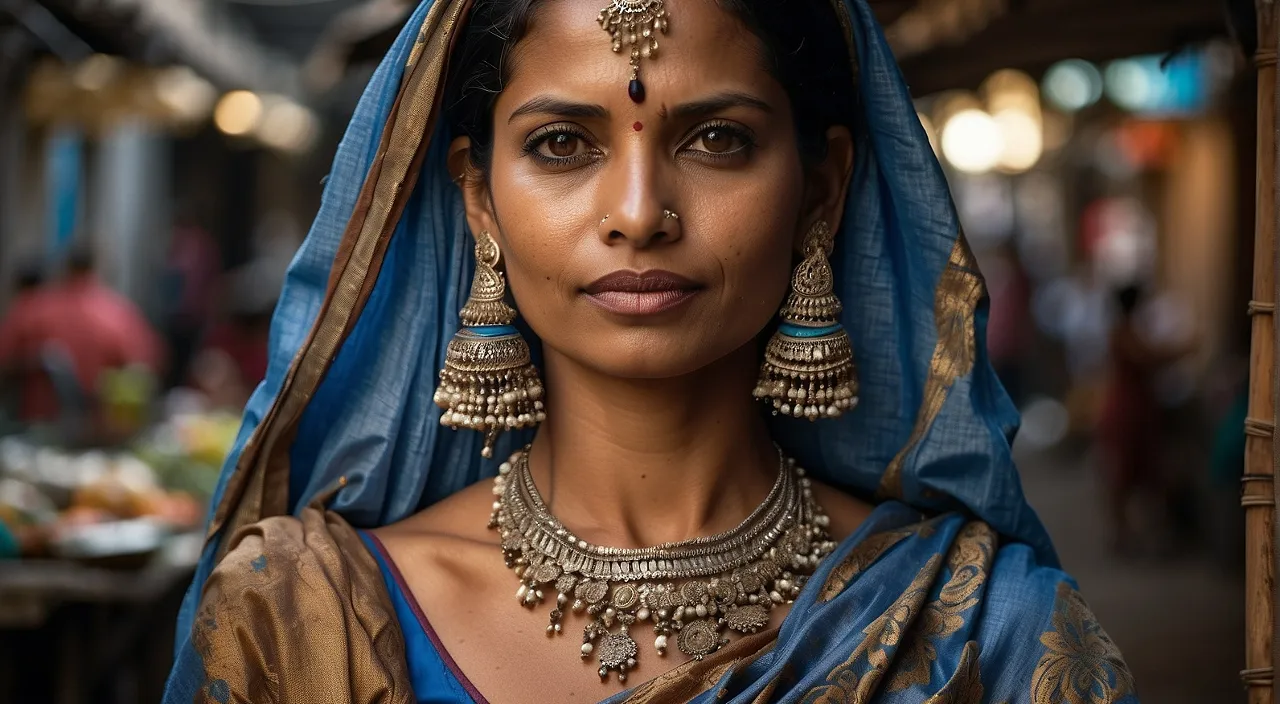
[162,0,1137,701]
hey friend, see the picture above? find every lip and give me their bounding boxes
[583,270,703,316]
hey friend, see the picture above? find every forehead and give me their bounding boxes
[502,0,773,107]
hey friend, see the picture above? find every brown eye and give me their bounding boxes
[685,124,752,158]
[701,129,733,154]
[545,133,581,158]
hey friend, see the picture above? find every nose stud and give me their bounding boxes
[601,214,611,225]
[663,210,679,221]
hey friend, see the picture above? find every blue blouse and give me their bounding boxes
[359,532,487,704]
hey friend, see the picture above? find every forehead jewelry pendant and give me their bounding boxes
[598,0,669,104]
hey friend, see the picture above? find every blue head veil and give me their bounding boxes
[175,0,1054,644]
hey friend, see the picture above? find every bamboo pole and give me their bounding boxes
[1244,2,1278,702]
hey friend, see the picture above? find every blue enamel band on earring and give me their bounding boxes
[779,323,843,338]
[468,325,520,338]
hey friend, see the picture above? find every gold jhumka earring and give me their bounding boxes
[434,231,545,458]
[754,220,859,419]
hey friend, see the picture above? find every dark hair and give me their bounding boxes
[15,264,43,292]
[67,246,96,276]
[1117,284,1143,316]
[444,0,860,174]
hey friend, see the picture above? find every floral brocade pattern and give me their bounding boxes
[1031,582,1136,704]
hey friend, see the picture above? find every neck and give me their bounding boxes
[528,341,779,549]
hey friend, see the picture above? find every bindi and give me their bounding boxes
[633,121,644,132]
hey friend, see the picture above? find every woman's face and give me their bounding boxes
[456,0,852,380]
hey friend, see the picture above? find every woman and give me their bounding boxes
[164,0,1136,702]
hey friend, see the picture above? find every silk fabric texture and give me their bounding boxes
[163,0,1137,702]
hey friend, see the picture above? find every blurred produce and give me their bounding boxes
[0,411,236,564]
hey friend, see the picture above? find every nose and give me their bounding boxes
[597,151,682,248]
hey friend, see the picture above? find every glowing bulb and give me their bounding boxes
[214,91,263,137]
[1042,60,1102,112]
[993,109,1043,173]
[940,109,1002,174]
[1105,59,1158,112]
[258,100,319,154]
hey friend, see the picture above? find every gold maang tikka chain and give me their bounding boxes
[489,447,836,683]
[598,0,669,104]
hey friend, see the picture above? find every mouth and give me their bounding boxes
[582,270,703,316]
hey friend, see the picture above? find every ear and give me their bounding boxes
[448,135,497,239]
[797,126,855,250]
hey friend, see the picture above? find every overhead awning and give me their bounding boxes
[3,0,301,96]
[301,0,1230,96]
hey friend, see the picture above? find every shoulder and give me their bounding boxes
[370,477,505,596]
[182,510,411,703]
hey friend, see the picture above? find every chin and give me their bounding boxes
[559,325,760,381]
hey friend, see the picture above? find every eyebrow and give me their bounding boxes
[509,96,609,123]
[667,91,774,121]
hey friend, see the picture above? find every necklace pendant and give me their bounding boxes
[595,630,639,682]
[677,618,727,661]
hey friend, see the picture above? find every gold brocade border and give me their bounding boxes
[878,236,985,500]
[922,641,985,704]
[207,0,474,548]
[888,522,995,693]
[800,554,945,703]
[818,515,944,602]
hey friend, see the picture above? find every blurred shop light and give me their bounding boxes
[1041,60,1103,112]
[941,109,1003,174]
[1017,396,1070,451]
[1104,53,1209,115]
[154,67,218,125]
[982,69,1039,114]
[992,109,1042,173]
[214,91,264,137]
[73,54,124,93]
[256,98,320,154]
[1104,59,1156,112]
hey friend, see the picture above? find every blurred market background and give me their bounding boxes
[0,0,1256,702]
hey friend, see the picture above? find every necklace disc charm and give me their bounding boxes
[598,632,639,681]
[677,618,725,660]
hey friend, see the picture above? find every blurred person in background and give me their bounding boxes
[188,272,275,411]
[161,205,223,389]
[985,244,1033,409]
[0,247,166,435]
[0,262,49,423]
[1097,284,1193,554]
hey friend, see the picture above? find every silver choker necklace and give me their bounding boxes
[488,448,836,683]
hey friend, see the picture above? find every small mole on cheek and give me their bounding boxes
[633,121,643,132]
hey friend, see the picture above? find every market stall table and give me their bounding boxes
[0,533,200,704]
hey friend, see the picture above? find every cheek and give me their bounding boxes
[484,160,595,316]
[688,164,803,325]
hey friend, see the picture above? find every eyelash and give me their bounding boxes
[519,120,757,167]
[521,125,600,167]
[681,120,756,161]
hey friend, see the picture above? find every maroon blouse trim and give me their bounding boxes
[363,531,491,704]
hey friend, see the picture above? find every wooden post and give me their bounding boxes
[1244,2,1278,702]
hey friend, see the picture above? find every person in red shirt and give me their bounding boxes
[0,248,165,426]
